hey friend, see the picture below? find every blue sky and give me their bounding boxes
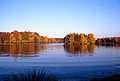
[0,0,120,38]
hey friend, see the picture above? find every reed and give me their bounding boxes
[4,68,57,81]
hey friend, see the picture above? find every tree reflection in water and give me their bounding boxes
[97,43,120,49]
[64,44,96,57]
[0,44,48,58]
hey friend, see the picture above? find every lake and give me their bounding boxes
[0,43,120,81]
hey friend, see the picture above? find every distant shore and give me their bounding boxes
[0,30,120,46]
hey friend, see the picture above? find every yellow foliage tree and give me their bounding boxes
[79,33,88,45]
[44,36,48,44]
[9,33,16,43]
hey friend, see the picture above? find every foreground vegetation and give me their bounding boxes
[3,68,120,81]
[4,68,57,81]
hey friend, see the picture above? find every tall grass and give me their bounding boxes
[4,68,57,81]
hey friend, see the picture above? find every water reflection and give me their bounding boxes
[64,44,96,56]
[0,43,119,59]
[0,44,48,57]
[96,44,120,48]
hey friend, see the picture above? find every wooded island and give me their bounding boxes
[63,33,96,45]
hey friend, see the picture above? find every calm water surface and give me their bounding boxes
[0,43,120,81]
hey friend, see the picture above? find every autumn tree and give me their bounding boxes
[74,34,80,45]
[79,33,88,45]
[64,33,95,45]
[69,34,74,45]
[115,37,119,43]
[11,30,22,43]
[5,32,10,43]
[44,36,48,44]
[34,32,41,43]
[87,33,96,44]
[96,38,101,45]
[0,32,6,43]
[28,31,34,42]
[64,35,70,45]
[9,33,16,43]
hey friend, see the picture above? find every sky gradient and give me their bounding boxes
[0,0,120,38]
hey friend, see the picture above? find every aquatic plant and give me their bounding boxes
[4,68,57,81]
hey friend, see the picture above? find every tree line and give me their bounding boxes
[63,33,96,45]
[95,37,120,45]
[0,30,63,44]
[0,30,120,45]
